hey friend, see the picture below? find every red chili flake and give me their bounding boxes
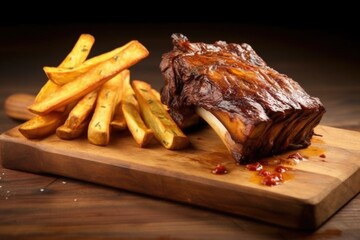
[275,165,288,173]
[258,169,271,177]
[246,162,263,171]
[262,173,283,186]
[211,164,228,175]
[319,154,326,158]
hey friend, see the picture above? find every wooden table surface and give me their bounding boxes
[0,22,359,239]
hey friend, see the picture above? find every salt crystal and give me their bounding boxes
[74,198,78,202]
[40,188,45,192]
[62,181,67,184]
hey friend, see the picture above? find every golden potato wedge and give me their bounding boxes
[120,71,153,147]
[62,90,98,129]
[29,40,149,115]
[110,70,126,130]
[35,34,94,103]
[87,71,125,145]
[56,119,90,140]
[151,88,168,111]
[122,102,154,147]
[18,34,94,139]
[56,90,98,140]
[18,112,66,139]
[132,80,189,150]
[110,103,127,130]
[44,41,132,85]
[152,88,199,128]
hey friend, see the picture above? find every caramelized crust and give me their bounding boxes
[160,33,325,163]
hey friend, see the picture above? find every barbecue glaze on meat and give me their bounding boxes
[160,33,325,164]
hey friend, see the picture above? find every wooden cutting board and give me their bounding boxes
[0,124,359,230]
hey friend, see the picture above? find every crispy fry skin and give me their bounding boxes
[44,41,133,85]
[35,34,95,103]
[56,119,90,140]
[120,71,154,147]
[132,80,188,150]
[62,90,98,129]
[56,90,98,139]
[29,40,149,115]
[110,71,126,130]
[110,103,127,130]
[19,34,94,139]
[19,112,67,139]
[151,88,169,111]
[87,71,125,145]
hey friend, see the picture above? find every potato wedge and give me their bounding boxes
[62,90,98,129]
[29,40,149,115]
[151,88,168,111]
[132,80,188,150]
[120,71,153,147]
[44,41,132,85]
[35,34,94,103]
[122,102,154,147]
[18,112,66,139]
[87,71,125,145]
[152,88,199,129]
[19,34,94,139]
[110,103,127,130]
[110,71,126,130]
[56,90,98,139]
[56,119,90,140]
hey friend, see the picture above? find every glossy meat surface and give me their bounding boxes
[160,33,325,163]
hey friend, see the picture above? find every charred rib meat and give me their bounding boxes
[160,33,325,164]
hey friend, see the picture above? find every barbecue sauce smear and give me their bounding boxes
[209,141,326,187]
[245,152,309,186]
[247,162,294,186]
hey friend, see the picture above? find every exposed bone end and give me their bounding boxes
[196,107,244,162]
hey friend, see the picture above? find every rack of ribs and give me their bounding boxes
[160,33,325,164]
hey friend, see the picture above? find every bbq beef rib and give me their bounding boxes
[160,33,325,164]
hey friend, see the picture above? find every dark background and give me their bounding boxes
[1,8,360,238]
[1,7,359,132]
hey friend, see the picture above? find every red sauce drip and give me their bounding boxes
[319,154,326,158]
[262,173,283,186]
[287,152,305,160]
[246,161,293,186]
[246,162,263,171]
[211,164,228,175]
[275,165,288,173]
[258,169,271,177]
